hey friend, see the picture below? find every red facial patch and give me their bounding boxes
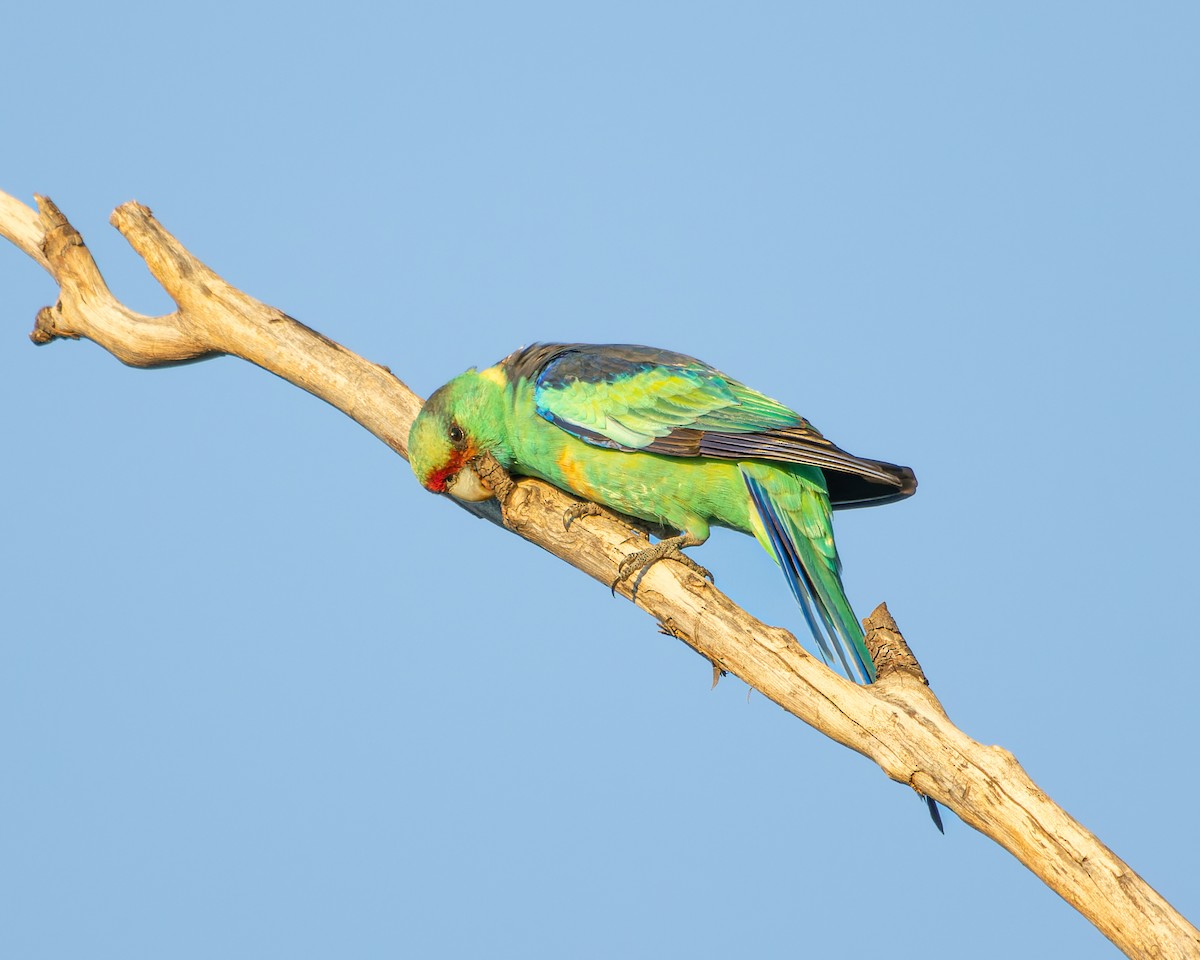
[424,445,474,493]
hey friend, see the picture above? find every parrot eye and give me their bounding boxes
[448,424,465,444]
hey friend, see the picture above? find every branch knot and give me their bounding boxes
[862,602,930,685]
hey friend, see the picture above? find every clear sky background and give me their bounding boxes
[3,4,1197,958]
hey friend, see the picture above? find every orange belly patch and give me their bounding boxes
[556,448,597,500]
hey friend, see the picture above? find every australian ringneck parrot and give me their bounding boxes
[408,342,916,686]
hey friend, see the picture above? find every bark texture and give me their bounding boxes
[3,190,1197,960]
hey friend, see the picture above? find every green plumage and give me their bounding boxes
[409,343,917,685]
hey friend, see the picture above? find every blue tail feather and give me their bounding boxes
[926,795,945,833]
[743,474,840,670]
[743,473,873,684]
[745,472,946,832]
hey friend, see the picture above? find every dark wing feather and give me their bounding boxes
[695,429,917,508]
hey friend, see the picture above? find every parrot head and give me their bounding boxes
[408,368,509,502]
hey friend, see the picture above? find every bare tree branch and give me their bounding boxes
[3,189,1197,960]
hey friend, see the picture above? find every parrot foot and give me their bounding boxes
[563,500,669,541]
[468,453,515,503]
[562,501,609,531]
[612,533,713,598]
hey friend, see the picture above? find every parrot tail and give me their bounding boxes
[742,472,876,685]
[744,471,946,833]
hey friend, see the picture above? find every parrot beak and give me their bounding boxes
[445,465,494,502]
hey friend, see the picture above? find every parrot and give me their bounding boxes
[409,343,940,829]
[408,342,916,685]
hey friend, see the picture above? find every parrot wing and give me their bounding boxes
[502,343,915,508]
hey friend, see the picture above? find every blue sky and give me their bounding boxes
[3,3,1197,957]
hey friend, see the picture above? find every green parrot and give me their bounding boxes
[408,342,916,686]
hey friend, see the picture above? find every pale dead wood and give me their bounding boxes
[3,189,1197,960]
[17,194,421,452]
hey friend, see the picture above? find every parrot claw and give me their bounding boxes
[563,501,606,531]
[611,533,713,599]
[563,501,657,541]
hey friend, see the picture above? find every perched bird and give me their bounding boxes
[408,342,916,686]
[410,342,939,828]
